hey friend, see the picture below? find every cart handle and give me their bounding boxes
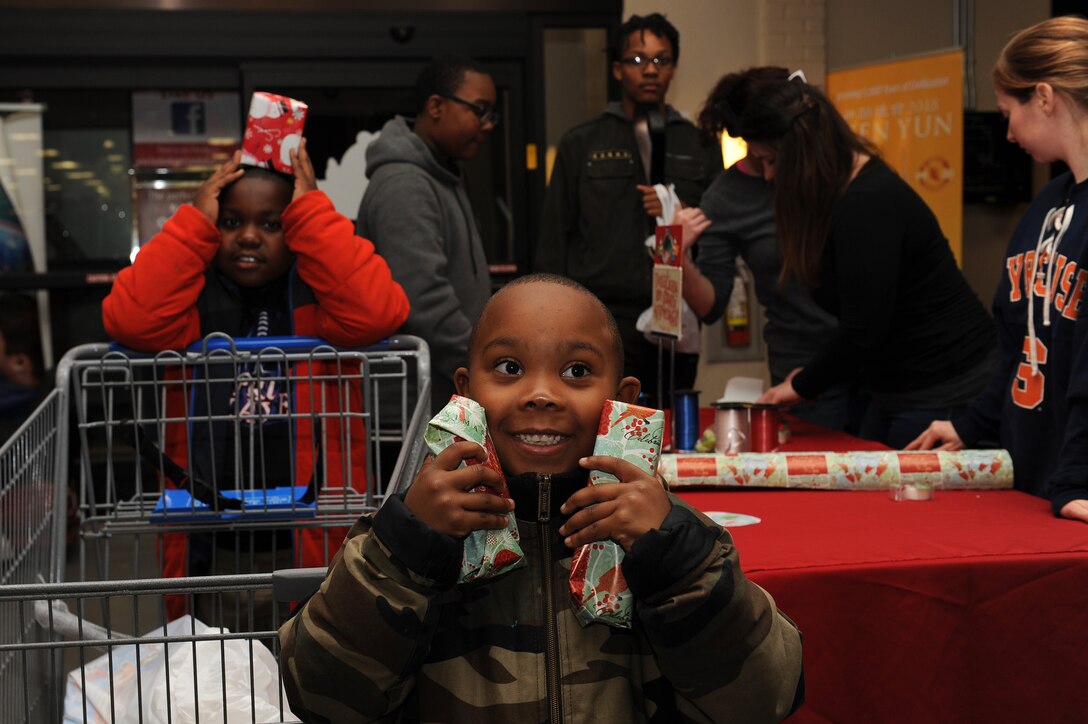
[106,334,409,356]
[187,336,344,353]
[272,567,327,602]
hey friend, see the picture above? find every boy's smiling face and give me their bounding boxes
[455,281,639,476]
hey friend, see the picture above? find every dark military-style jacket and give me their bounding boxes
[534,102,721,315]
[279,470,804,723]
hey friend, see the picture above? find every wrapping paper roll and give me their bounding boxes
[425,395,525,583]
[658,450,1013,490]
[570,400,665,629]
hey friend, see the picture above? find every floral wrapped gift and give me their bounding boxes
[424,395,525,583]
[570,400,665,628]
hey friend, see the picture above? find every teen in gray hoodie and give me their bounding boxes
[358,54,497,413]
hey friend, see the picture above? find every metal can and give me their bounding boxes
[713,403,749,453]
[749,404,780,452]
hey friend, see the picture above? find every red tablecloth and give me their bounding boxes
[676,489,1088,723]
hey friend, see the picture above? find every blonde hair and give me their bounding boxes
[994,16,1088,108]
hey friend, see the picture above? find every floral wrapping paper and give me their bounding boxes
[570,400,665,629]
[424,395,525,584]
[658,449,1014,490]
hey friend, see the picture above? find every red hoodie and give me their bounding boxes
[104,190,409,610]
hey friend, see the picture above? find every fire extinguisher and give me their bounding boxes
[725,271,750,347]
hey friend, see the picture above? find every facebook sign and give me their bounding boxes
[171,102,206,135]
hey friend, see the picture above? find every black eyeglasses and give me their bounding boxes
[618,55,674,70]
[440,94,500,126]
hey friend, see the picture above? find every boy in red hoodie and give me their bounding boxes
[104,140,409,615]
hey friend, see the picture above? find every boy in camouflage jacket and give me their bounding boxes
[279,274,804,723]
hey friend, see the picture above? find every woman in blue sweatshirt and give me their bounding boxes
[909,16,1088,523]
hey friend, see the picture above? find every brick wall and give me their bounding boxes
[760,0,826,85]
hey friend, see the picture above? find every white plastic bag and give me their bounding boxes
[63,615,295,724]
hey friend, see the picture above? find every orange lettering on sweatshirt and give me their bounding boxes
[1061,268,1088,321]
[1007,254,1023,302]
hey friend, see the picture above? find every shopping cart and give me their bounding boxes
[0,568,326,723]
[61,334,430,587]
[0,334,431,722]
[0,389,66,589]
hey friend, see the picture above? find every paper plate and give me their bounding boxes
[705,511,762,527]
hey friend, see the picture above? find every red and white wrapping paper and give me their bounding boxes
[658,450,1014,490]
[240,92,308,174]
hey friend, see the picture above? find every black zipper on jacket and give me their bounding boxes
[538,473,562,723]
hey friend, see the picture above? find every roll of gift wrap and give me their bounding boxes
[570,400,665,629]
[424,395,525,583]
[658,449,1013,490]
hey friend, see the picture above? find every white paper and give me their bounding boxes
[718,376,764,404]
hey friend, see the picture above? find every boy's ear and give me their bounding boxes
[615,376,641,405]
[426,94,444,122]
[454,366,471,397]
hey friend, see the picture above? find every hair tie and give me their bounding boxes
[788,69,808,84]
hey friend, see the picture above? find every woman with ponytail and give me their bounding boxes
[740,73,996,447]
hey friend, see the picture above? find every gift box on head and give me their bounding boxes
[241,92,308,174]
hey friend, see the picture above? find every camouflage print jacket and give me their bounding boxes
[279,470,804,723]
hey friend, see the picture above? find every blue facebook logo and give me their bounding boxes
[171,102,206,135]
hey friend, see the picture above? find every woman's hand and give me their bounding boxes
[676,206,711,248]
[1059,499,1088,524]
[559,456,671,553]
[904,421,964,451]
[757,368,803,407]
[193,150,245,224]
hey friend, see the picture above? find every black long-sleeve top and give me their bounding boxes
[792,159,995,401]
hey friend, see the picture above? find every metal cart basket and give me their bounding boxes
[0,568,326,723]
[0,389,65,589]
[0,333,431,722]
[62,334,430,586]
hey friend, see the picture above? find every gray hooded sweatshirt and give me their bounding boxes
[357,116,491,413]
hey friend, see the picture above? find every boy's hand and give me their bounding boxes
[404,440,514,538]
[193,150,245,224]
[289,137,318,201]
[559,456,671,553]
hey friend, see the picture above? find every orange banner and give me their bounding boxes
[828,50,964,262]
